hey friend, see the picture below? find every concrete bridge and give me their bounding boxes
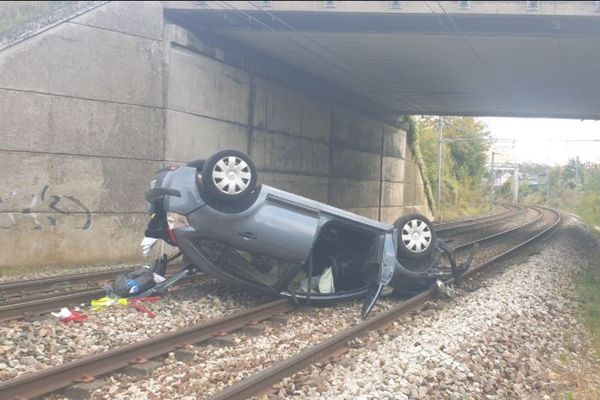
[0,1,598,269]
[166,0,600,119]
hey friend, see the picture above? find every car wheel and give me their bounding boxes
[394,213,435,260]
[202,150,257,203]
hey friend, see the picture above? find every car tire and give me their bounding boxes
[201,150,257,203]
[394,213,436,260]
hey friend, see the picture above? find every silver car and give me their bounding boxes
[143,150,469,317]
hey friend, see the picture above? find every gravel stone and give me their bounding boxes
[11,215,600,400]
[0,279,270,381]
[283,217,600,399]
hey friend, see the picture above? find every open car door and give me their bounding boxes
[361,231,396,318]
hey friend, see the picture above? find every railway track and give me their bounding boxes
[0,206,561,400]
[436,204,524,237]
[0,300,294,399]
[207,206,561,400]
[0,267,135,301]
[451,206,541,252]
[0,263,182,322]
[434,204,516,233]
[0,206,527,322]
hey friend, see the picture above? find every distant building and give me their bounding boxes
[493,172,513,187]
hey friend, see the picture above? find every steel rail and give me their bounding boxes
[0,265,188,321]
[0,299,294,400]
[0,207,539,323]
[208,207,561,400]
[452,206,542,251]
[0,278,199,322]
[0,288,105,322]
[436,205,524,236]
[0,263,182,300]
[0,207,560,399]
[0,267,135,299]
[433,205,513,232]
[435,205,521,233]
[0,287,106,307]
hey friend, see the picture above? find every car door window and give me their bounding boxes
[197,238,300,290]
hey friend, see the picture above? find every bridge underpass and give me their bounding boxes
[2,1,599,268]
[165,1,600,119]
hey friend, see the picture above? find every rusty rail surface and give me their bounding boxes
[0,207,560,400]
[0,264,184,321]
[0,288,105,322]
[0,299,294,400]
[208,207,561,400]
[0,266,136,299]
[0,207,519,322]
[434,204,515,232]
[452,206,542,251]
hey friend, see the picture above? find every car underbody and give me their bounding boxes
[133,150,473,317]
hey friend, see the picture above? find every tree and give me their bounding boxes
[416,116,491,218]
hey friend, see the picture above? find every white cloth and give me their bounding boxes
[318,266,335,294]
[140,237,158,257]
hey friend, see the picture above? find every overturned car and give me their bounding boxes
[139,150,472,317]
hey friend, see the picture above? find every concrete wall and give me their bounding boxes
[0,2,432,270]
[0,2,164,269]
[163,24,432,222]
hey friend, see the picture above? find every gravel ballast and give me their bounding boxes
[6,215,599,399]
[282,217,600,399]
[0,279,270,381]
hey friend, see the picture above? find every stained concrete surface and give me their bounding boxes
[0,2,432,269]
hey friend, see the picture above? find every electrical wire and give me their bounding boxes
[213,1,401,112]
[198,0,328,70]
[242,0,429,113]
[429,1,521,113]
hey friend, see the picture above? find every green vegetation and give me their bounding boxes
[577,268,600,357]
[406,116,436,213]
[572,260,600,398]
[497,159,600,232]
[414,116,491,220]
[506,160,600,384]
[0,1,69,34]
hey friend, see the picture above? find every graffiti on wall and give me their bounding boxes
[0,185,92,230]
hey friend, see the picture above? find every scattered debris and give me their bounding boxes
[51,307,87,323]
[90,297,128,311]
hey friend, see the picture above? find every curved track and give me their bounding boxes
[0,206,562,400]
[0,206,525,322]
[207,206,561,400]
[434,205,516,232]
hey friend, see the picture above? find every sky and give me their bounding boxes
[479,117,600,166]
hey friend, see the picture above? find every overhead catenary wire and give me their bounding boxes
[243,0,433,112]
[216,0,430,114]
[427,1,521,114]
[211,1,402,111]
[205,1,342,78]
[194,1,394,118]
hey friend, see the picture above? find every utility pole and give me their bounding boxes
[574,156,580,190]
[512,165,519,205]
[436,116,443,217]
[490,152,497,211]
[435,131,512,216]
[545,169,550,203]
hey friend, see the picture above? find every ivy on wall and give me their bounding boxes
[406,115,436,213]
